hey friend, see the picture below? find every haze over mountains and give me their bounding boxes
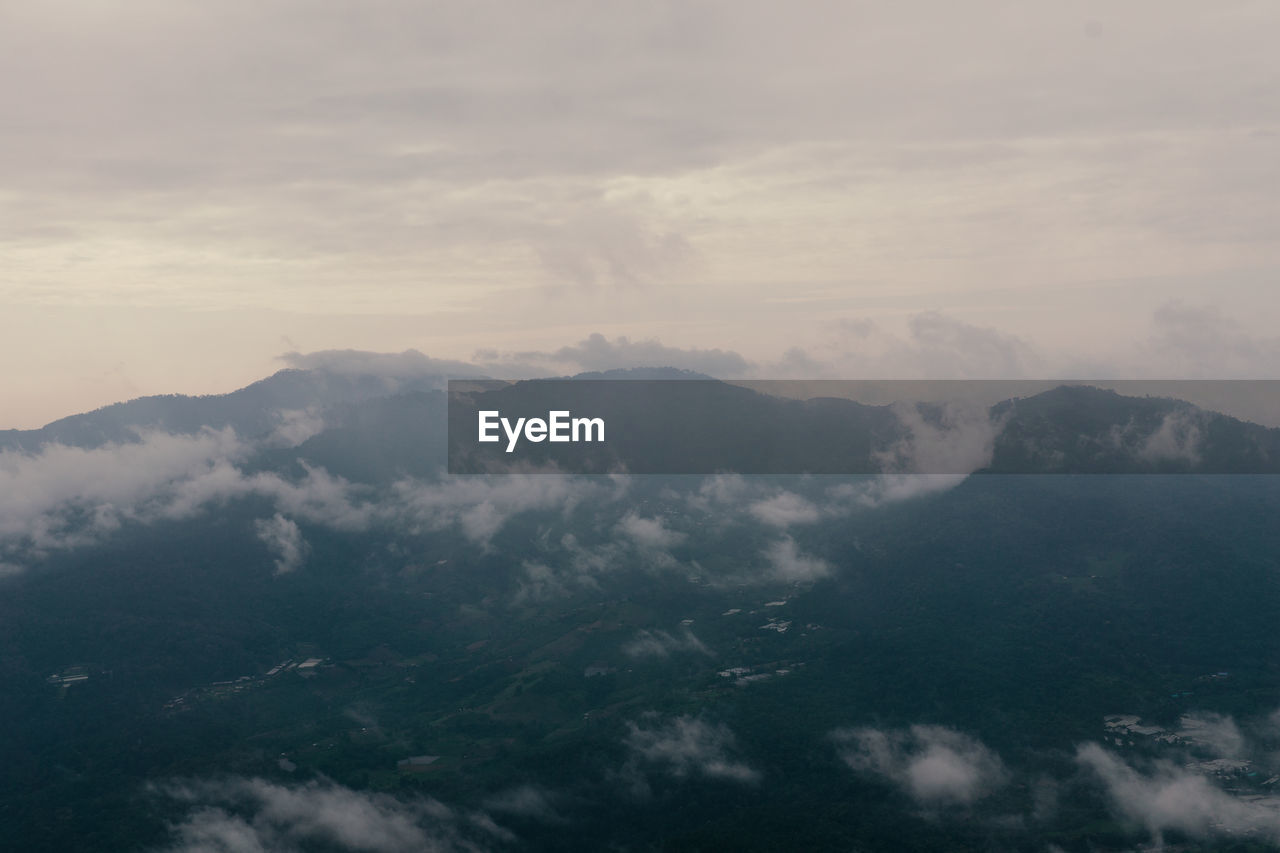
[5,359,1278,475]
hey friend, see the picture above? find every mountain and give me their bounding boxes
[987,384,1280,473]
[449,378,1280,474]
[0,367,462,452]
[3,370,1280,850]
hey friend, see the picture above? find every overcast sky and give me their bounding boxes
[4,1,1279,428]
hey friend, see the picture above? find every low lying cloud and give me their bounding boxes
[513,558,596,604]
[614,512,684,550]
[0,426,374,569]
[0,427,247,554]
[833,725,1007,807]
[1078,743,1280,845]
[477,333,752,378]
[512,521,683,604]
[480,785,563,824]
[1137,409,1205,465]
[166,460,374,532]
[624,714,761,788]
[829,474,971,509]
[747,492,822,528]
[622,628,712,660]
[269,408,327,448]
[685,473,756,512]
[393,475,627,548]
[1177,712,1247,758]
[875,401,1002,476]
[157,776,503,852]
[761,536,831,583]
[1,425,636,574]
[254,514,308,575]
[280,349,488,382]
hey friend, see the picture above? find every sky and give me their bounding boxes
[3,0,1280,428]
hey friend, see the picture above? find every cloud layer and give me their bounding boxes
[624,714,761,787]
[158,777,505,853]
[833,725,1008,807]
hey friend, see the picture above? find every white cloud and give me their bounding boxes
[684,473,756,514]
[624,715,760,786]
[833,725,1007,807]
[392,474,626,547]
[875,401,1002,476]
[1140,302,1280,379]
[268,408,326,448]
[761,536,831,583]
[512,559,589,603]
[158,777,497,852]
[0,427,247,553]
[279,349,488,383]
[614,513,684,550]
[747,492,822,528]
[1078,742,1280,845]
[1177,712,1246,758]
[768,313,1044,381]
[829,474,972,509]
[533,200,695,290]
[1137,409,1204,465]
[163,461,373,531]
[254,514,308,574]
[478,333,752,378]
[0,427,374,566]
[622,628,712,660]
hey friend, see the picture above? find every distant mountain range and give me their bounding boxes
[6,364,1280,851]
[5,369,1279,475]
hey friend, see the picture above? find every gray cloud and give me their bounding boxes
[1136,409,1205,465]
[1177,712,1246,759]
[0,427,249,555]
[760,537,831,584]
[1140,302,1280,379]
[253,514,308,575]
[0,426,373,566]
[835,474,971,508]
[747,492,822,528]
[513,559,592,604]
[268,408,327,448]
[511,516,690,604]
[478,333,752,378]
[622,628,712,660]
[624,714,760,787]
[684,473,756,513]
[761,304,1280,387]
[769,313,1045,380]
[167,461,374,532]
[1077,743,1280,845]
[533,197,695,289]
[392,475,627,548]
[6,1,1280,431]
[279,349,489,382]
[157,776,497,852]
[875,401,1003,475]
[686,475,946,548]
[614,513,684,550]
[480,785,563,824]
[833,725,1008,807]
